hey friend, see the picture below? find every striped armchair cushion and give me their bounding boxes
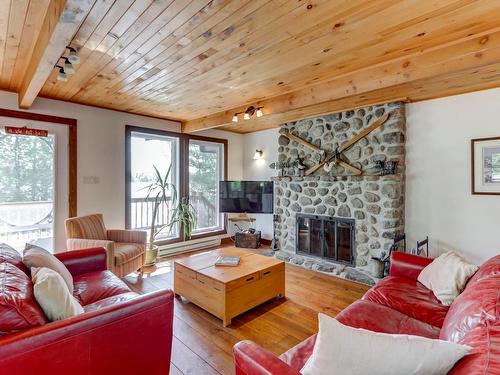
[65,214,107,240]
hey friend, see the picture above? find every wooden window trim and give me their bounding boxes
[0,108,77,217]
[125,126,228,244]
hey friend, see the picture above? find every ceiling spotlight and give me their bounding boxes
[244,106,255,120]
[62,58,75,74]
[56,66,67,82]
[256,107,263,117]
[232,114,238,122]
[66,47,80,64]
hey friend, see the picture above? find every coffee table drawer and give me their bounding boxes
[175,263,196,280]
[226,271,260,291]
[261,263,285,279]
[197,273,224,292]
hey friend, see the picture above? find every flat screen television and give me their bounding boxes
[219,181,273,214]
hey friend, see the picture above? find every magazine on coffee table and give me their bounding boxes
[215,256,241,267]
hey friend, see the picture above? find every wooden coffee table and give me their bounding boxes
[173,247,285,326]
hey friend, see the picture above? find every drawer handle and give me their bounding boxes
[246,276,254,282]
[263,271,271,276]
[198,279,205,284]
[214,287,221,291]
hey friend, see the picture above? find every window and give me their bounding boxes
[189,139,225,234]
[126,127,227,244]
[128,130,180,241]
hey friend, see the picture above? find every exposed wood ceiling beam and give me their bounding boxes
[182,28,500,134]
[18,0,95,109]
[216,60,500,134]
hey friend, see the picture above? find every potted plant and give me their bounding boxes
[144,165,197,266]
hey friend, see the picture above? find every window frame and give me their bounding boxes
[125,126,228,245]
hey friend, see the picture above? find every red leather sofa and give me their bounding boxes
[234,252,500,375]
[0,245,174,375]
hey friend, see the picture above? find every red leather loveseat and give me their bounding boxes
[0,245,174,375]
[234,252,500,375]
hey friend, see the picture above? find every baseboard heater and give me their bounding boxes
[158,237,221,257]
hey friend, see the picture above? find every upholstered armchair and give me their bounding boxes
[65,214,146,277]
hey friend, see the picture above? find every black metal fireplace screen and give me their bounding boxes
[296,214,355,265]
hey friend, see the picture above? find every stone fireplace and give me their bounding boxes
[272,102,406,285]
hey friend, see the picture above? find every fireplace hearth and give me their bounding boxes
[296,214,355,266]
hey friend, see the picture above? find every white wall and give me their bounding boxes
[0,90,243,246]
[241,128,279,239]
[406,87,500,264]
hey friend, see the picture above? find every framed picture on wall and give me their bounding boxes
[471,136,500,195]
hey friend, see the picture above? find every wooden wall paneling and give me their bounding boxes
[18,0,96,109]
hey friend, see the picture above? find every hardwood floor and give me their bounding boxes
[123,247,370,375]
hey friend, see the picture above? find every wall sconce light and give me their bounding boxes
[256,107,263,117]
[253,149,263,160]
[66,47,80,64]
[232,114,239,122]
[55,66,67,81]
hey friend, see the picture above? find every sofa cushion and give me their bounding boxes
[0,262,47,335]
[448,320,500,375]
[363,275,448,327]
[83,292,139,313]
[440,273,499,343]
[114,243,144,266]
[439,272,499,374]
[73,270,131,306]
[0,243,28,274]
[466,254,500,287]
[336,300,440,339]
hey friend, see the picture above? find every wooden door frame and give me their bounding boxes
[0,108,77,217]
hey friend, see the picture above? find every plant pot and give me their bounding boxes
[145,244,159,266]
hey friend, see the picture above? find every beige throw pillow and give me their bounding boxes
[32,267,83,322]
[418,251,478,306]
[301,314,470,375]
[23,244,73,293]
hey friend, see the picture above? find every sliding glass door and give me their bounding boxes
[0,119,68,252]
[126,127,227,244]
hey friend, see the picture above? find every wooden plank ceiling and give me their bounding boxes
[2,1,500,133]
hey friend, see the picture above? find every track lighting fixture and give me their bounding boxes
[230,106,265,122]
[66,47,80,64]
[244,106,255,120]
[62,58,75,74]
[55,66,67,82]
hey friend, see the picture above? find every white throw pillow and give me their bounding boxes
[301,314,470,375]
[417,251,478,306]
[23,243,74,293]
[32,267,84,322]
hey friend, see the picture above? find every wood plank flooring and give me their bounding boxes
[123,247,370,375]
